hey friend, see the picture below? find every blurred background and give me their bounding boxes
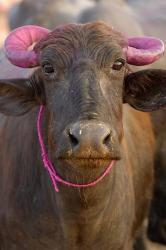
[0,0,20,45]
[0,0,165,249]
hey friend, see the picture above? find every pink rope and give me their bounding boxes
[37,105,115,192]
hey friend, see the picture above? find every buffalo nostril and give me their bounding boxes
[68,130,79,147]
[103,133,111,146]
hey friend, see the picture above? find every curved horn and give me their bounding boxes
[4,25,50,68]
[124,37,165,66]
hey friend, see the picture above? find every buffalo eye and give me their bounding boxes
[42,63,55,74]
[112,59,125,71]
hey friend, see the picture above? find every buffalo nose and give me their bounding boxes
[67,121,112,156]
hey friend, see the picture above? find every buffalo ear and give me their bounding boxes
[0,71,45,116]
[123,69,166,111]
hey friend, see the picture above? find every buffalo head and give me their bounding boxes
[0,22,166,187]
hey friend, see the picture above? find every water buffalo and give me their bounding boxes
[8,0,95,29]
[0,22,166,250]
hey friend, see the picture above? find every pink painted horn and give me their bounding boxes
[4,25,50,68]
[125,36,165,66]
[4,25,165,68]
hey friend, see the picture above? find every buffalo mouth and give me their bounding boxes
[48,156,120,185]
[57,156,120,169]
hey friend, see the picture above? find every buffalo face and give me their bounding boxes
[0,22,166,181]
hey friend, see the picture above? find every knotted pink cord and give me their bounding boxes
[37,105,115,192]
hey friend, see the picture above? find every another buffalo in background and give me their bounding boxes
[8,0,95,29]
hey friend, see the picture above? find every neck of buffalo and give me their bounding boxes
[54,159,134,249]
[0,106,154,250]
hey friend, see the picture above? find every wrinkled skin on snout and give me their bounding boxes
[0,22,166,250]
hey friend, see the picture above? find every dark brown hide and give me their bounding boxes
[147,108,166,244]
[125,1,166,244]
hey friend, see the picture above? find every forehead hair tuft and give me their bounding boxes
[34,22,127,68]
[35,21,127,53]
